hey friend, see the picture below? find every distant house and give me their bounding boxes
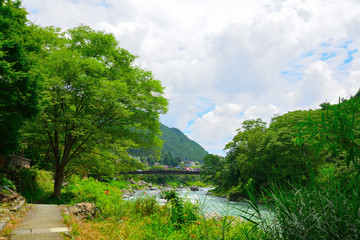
[0,154,31,168]
[162,165,169,170]
[189,161,196,167]
[185,167,191,171]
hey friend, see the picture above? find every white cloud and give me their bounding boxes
[292,61,347,108]
[22,0,360,155]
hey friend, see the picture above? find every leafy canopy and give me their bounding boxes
[296,97,360,175]
[24,25,168,197]
[0,0,41,155]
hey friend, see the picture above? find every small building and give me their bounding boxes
[0,154,31,168]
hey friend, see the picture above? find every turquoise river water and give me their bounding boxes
[130,187,270,220]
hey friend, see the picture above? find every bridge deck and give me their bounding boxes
[117,170,200,175]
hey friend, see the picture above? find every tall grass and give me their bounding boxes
[62,183,263,239]
[243,176,360,240]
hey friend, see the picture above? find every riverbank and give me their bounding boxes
[0,171,263,239]
[4,168,359,239]
[60,178,264,239]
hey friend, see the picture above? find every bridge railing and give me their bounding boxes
[117,170,201,175]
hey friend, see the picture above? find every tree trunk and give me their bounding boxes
[53,166,65,198]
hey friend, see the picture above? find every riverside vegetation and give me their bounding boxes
[1,170,263,239]
[200,93,360,240]
[1,0,360,239]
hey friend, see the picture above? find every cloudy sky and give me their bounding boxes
[22,0,360,155]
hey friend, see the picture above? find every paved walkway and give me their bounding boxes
[11,204,69,240]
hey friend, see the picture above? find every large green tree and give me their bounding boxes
[0,0,40,155]
[222,119,266,190]
[205,111,326,197]
[260,110,323,185]
[26,25,168,197]
[201,154,224,186]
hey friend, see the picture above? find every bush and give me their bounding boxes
[133,195,160,217]
[162,189,198,229]
[64,178,130,219]
[0,175,16,191]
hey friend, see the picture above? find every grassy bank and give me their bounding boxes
[61,177,261,239]
[4,168,358,239]
[1,170,260,239]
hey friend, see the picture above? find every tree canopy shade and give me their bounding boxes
[0,0,40,155]
[26,25,168,197]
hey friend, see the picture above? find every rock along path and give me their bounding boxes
[11,204,69,240]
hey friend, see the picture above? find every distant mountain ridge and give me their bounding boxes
[160,124,208,162]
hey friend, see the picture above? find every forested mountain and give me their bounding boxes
[160,124,208,163]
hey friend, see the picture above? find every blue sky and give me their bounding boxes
[23,0,360,155]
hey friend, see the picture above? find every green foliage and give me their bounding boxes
[22,25,168,197]
[0,174,16,190]
[296,97,360,175]
[222,118,267,191]
[134,195,160,217]
[204,111,326,198]
[260,110,323,184]
[36,176,262,239]
[140,169,203,186]
[0,0,41,155]
[0,167,53,202]
[162,189,198,229]
[244,178,360,240]
[64,178,129,219]
[160,124,208,162]
[201,154,224,186]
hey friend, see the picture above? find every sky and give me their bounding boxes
[22,0,360,155]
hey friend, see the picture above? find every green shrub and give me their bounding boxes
[133,195,160,217]
[0,175,16,190]
[162,189,198,229]
[64,178,130,219]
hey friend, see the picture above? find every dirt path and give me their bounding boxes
[10,204,69,240]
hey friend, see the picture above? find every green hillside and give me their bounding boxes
[160,124,208,162]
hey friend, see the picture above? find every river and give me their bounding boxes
[130,187,270,220]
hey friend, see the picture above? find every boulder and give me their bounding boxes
[190,185,199,191]
[228,191,246,201]
[205,212,221,221]
[68,203,96,219]
[128,179,137,185]
[137,180,148,187]
[0,192,19,203]
[121,189,133,198]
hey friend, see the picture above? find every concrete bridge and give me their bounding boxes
[117,170,201,175]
